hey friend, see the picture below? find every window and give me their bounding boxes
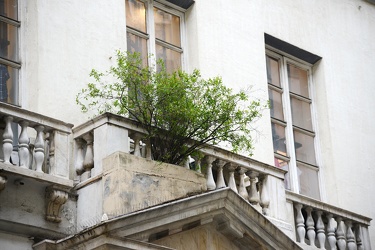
[266,49,321,200]
[0,0,19,106]
[125,0,184,73]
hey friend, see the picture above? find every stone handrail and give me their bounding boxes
[0,102,73,179]
[287,191,372,250]
[73,112,287,215]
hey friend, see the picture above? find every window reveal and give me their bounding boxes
[0,0,19,105]
[267,51,320,200]
[126,0,183,73]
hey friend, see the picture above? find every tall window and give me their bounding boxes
[126,0,184,73]
[0,0,19,105]
[266,50,320,200]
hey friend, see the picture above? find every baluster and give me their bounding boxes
[144,138,152,160]
[18,121,29,168]
[336,217,347,250]
[2,116,13,164]
[226,163,238,193]
[326,213,337,250]
[75,138,85,180]
[184,156,190,169]
[346,220,356,250]
[315,211,326,249]
[294,203,306,244]
[355,225,363,250]
[215,159,226,189]
[29,143,35,170]
[204,155,216,191]
[47,132,55,174]
[43,132,50,173]
[305,207,316,247]
[259,175,270,216]
[191,155,202,173]
[132,133,142,157]
[238,168,249,200]
[34,125,45,173]
[248,171,259,206]
[82,133,94,181]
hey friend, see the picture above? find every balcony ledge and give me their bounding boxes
[0,102,73,133]
[0,162,73,188]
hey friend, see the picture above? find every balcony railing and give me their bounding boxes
[0,103,74,223]
[0,106,372,246]
[73,112,287,216]
[0,102,73,179]
[287,191,372,250]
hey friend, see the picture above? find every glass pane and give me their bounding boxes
[0,64,18,105]
[266,56,281,87]
[274,157,290,190]
[293,130,316,165]
[154,7,181,47]
[0,0,18,20]
[268,88,284,121]
[288,64,309,98]
[126,0,146,32]
[127,32,148,67]
[0,22,18,62]
[156,44,181,73]
[297,163,320,200]
[290,96,312,130]
[271,122,287,156]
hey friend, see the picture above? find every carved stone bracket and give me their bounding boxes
[0,175,7,191]
[46,186,69,223]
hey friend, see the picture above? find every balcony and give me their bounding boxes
[0,105,371,249]
[0,103,75,239]
[287,191,371,249]
[72,113,286,221]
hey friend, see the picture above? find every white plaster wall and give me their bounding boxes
[0,232,33,250]
[263,0,375,243]
[189,0,375,243]
[19,0,127,124]
[186,0,273,165]
[76,181,103,232]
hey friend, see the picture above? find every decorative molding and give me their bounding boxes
[0,175,7,191]
[46,187,69,223]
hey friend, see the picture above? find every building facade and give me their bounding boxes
[0,0,374,249]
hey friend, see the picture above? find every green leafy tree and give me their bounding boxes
[76,51,266,165]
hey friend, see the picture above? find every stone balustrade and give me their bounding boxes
[189,146,287,216]
[287,191,372,250]
[0,103,73,179]
[0,103,74,223]
[73,113,286,216]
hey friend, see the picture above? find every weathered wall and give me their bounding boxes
[152,223,240,250]
[0,174,76,239]
[76,152,206,230]
[102,152,207,218]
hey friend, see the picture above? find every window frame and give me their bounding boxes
[0,0,20,106]
[125,0,186,71]
[266,47,324,200]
